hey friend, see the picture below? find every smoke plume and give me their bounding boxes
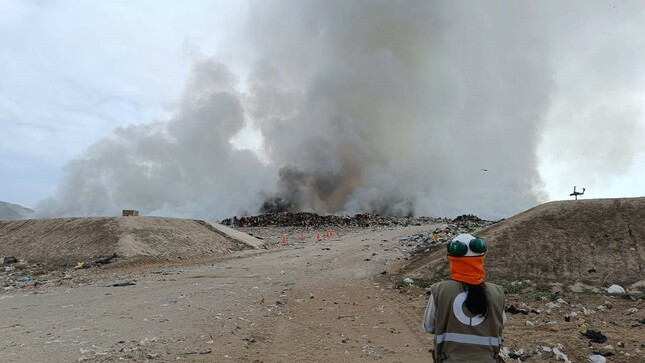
[38,1,644,219]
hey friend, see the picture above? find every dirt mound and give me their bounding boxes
[0,217,259,267]
[400,197,645,291]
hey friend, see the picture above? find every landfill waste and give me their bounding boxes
[2,256,17,264]
[607,284,625,294]
[552,347,570,362]
[222,212,441,228]
[637,318,645,326]
[17,276,33,282]
[110,281,137,287]
[583,329,608,344]
[398,215,494,250]
[506,305,529,315]
[505,347,542,360]
[588,355,606,363]
[95,254,117,265]
[403,277,414,285]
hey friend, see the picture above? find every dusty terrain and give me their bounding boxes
[0,217,259,267]
[1,224,440,362]
[1,199,644,362]
[403,197,645,291]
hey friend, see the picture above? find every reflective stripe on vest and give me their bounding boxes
[435,332,500,346]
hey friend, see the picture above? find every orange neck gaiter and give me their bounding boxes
[448,255,486,285]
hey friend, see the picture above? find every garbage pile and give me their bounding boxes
[221,212,440,228]
[399,214,494,250]
[500,294,645,362]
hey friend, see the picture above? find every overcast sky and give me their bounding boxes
[1,0,249,206]
[1,0,644,219]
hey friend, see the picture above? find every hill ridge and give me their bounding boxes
[0,216,262,267]
[402,197,645,291]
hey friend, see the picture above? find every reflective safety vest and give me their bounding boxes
[430,280,505,362]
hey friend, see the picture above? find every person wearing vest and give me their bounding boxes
[423,234,506,363]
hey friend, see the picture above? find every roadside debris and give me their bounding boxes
[583,328,608,344]
[607,284,625,294]
[588,354,606,363]
[2,256,17,264]
[110,281,137,287]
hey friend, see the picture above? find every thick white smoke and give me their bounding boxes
[37,1,644,220]
[37,59,272,218]
[248,1,552,218]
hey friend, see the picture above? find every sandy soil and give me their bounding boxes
[1,223,643,362]
[0,225,437,362]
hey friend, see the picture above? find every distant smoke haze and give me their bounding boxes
[37,1,645,220]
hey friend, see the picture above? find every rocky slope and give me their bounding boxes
[400,197,645,291]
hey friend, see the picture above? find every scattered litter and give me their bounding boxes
[95,254,117,265]
[583,329,608,344]
[546,302,560,309]
[588,354,606,363]
[109,281,137,287]
[553,347,570,362]
[184,349,212,355]
[506,305,529,315]
[2,256,17,265]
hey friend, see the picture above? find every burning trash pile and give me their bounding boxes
[399,214,494,250]
[221,212,439,228]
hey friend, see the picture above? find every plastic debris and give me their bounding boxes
[506,305,529,315]
[607,284,625,294]
[2,256,18,264]
[588,355,606,363]
[110,281,137,287]
[583,329,608,344]
[553,347,570,362]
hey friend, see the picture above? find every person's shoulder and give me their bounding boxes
[430,280,460,291]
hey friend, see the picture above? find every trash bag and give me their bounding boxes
[583,329,607,344]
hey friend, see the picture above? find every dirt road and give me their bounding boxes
[0,225,437,362]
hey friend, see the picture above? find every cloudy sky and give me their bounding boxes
[1,0,644,219]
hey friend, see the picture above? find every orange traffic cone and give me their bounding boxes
[316,232,321,241]
[282,235,287,245]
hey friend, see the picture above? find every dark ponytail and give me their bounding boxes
[464,283,488,317]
